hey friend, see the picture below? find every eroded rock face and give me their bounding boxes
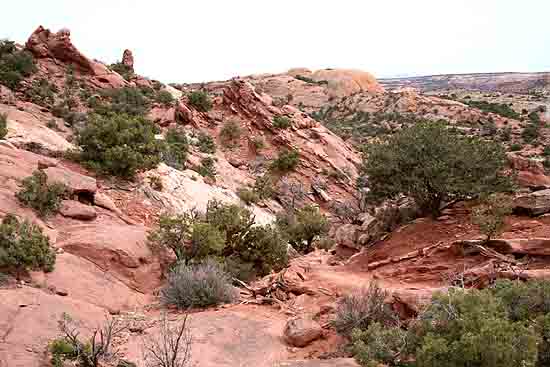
[283,316,323,347]
[122,49,134,72]
[311,68,384,98]
[43,166,97,194]
[514,189,550,216]
[59,200,97,220]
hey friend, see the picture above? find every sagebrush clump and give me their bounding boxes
[273,115,291,129]
[16,170,67,217]
[0,214,56,275]
[270,149,300,173]
[188,90,212,112]
[0,40,36,90]
[161,259,237,309]
[220,120,242,147]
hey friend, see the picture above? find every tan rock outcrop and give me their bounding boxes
[283,316,323,347]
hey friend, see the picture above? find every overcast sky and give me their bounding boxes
[2,1,549,83]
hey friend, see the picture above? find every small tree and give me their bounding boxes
[142,313,192,367]
[0,113,8,139]
[270,149,300,173]
[360,122,512,217]
[276,205,329,253]
[0,214,56,276]
[220,120,242,147]
[77,113,164,178]
[472,193,512,241]
[187,91,212,112]
[16,170,67,217]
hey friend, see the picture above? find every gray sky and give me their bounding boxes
[3,1,549,83]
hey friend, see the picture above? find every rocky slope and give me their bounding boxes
[2,25,550,367]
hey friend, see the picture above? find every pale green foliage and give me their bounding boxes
[472,193,512,240]
[276,205,329,253]
[16,170,67,217]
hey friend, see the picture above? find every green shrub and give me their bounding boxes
[351,323,412,367]
[0,40,36,89]
[270,149,300,173]
[161,259,237,309]
[109,62,134,80]
[76,113,164,178]
[188,90,212,112]
[220,120,242,147]
[273,116,291,129]
[237,188,259,205]
[197,157,216,178]
[0,113,7,139]
[163,128,189,170]
[26,78,58,107]
[276,205,329,253]
[360,122,512,217]
[103,87,151,116]
[251,136,265,151]
[16,170,67,217]
[472,193,512,241]
[510,143,522,151]
[522,123,540,143]
[155,90,175,107]
[253,174,275,199]
[464,100,520,119]
[0,214,56,275]
[333,283,394,335]
[197,132,216,154]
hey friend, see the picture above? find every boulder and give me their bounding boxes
[43,166,97,194]
[283,316,323,347]
[514,189,550,216]
[59,200,97,220]
[334,224,361,250]
[93,192,121,214]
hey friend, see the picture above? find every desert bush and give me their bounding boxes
[251,136,265,151]
[333,283,394,335]
[360,121,512,217]
[187,90,212,112]
[196,132,216,154]
[351,323,413,367]
[0,40,36,89]
[472,193,512,241]
[237,187,259,205]
[0,214,56,275]
[510,143,522,151]
[220,120,242,147]
[0,113,7,139]
[464,100,520,119]
[26,78,58,107]
[142,313,192,367]
[76,113,164,178]
[161,259,237,309]
[491,279,550,322]
[253,174,275,200]
[270,149,300,173]
[16,170,67,217]
[155,90,175,107]
[103,87,151,116]
[276,205,329,253]
[163,128,189,170]
[197,157,216,178]
[109,62,134,80]
[149,175,163,191]
[273,115,291,129]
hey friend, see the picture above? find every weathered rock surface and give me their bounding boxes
[44,166,97,194]
[283,316,323,347]
[122,49,134,71]
[514,189,550,216]
[59,200,97,220]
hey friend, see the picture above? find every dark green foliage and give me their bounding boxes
[149,200,288,280]
[0,113,7,139]
[276,205,329,253]
[16,170,66,217]
[77,113,164,178]
[26,78,58,107]
[253,174,275,199]
[349,283,549,367]
[103,87,151,116]
[522,123,540,143]
[163,128,189,170]
[360,122,512,217]
[472,194,512,241]
[251,136,265,151]
[270,149,300,173]
[464,100,520,120]
[237,188,259,205]
[500,126,512,141]
[197,157,216,178]
[333,283,394,335]
[109,62,134,80]
[220,120,242,147]
[509,143,522,152]
[155,90,175,107]
[188,90,212,112]
[0,40,36,89]
[0,214,56,274]
[162,259,237,309]
[273,115,291,129]
[196,132,216,154]
[295,75,328,85]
